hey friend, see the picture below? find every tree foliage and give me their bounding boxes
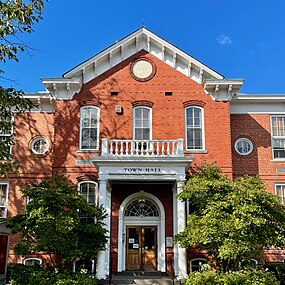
[7,175,107,269]
[176,163,285,272]
[0,0,47,176]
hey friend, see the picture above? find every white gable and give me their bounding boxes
[41,28,248,101]
[62,27,224,85]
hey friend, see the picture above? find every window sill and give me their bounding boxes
[270,159,285,163]
[77,150,100,153]
[184,149,208,154]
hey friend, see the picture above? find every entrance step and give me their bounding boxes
[100,272,181,285]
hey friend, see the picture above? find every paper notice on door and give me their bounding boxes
[133,243,139,249]
[129,238,135,243]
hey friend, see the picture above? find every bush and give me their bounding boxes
[183,267,279,285]
[7,264,96,285]
[266,263,285,285]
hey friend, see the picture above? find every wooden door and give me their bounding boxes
[126,226,141,270]
[141,226,157,271]
[126,226,157,271]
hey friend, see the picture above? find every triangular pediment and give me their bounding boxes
[63,27,224,84]
[42,28,246,101]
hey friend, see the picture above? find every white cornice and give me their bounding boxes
[41,78,82,100]
[203,79,244,101]
[233,93,285,102]
[62,28,224,87]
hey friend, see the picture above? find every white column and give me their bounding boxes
[172,184,179,275]
[176,180,187,278]
[96,179,108,279]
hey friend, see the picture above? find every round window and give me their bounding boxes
[234,138,253,156]
[31,137,49,155]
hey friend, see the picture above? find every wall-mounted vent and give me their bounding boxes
[111,91,119,96]
[165,92,173,96]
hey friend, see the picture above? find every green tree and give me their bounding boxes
[7,175,107,269]
[0,0,47,176]
[176,163,285,272]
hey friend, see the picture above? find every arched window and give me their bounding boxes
[185,106,204,150]
[190,258,207,273]
[124,199,159,217]
[133,107,152,140]
[78,181,97,207]
[80,106,100,150]
[23,258,42,266]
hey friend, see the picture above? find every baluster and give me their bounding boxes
[156,142,160,156]
[150,141,154,156]
[172,141,175,155]
[109,141,114,155]
[126,141,129,155]
[115,141,119,155]
[167,141,170,155]
[161,141,165,156]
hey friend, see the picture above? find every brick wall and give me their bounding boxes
[231,114,285,195]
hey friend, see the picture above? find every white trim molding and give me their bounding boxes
[118,192,165,272]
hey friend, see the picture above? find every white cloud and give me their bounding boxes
[217,34,233,45]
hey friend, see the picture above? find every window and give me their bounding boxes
[133,107,152,140]
[23,258,42,266]
[271,116,285,159]
[190,258,207,273]
[185,107,204,150]
[30,137,49,155]
[78,182,97,207]
[0,119,13,156]
[0,183,8,218]
[73,259,95,274]
[80,106,100,150]
[235,138,253,155]
[275,184,285,204]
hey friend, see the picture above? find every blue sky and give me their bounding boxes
[2,0,285,94]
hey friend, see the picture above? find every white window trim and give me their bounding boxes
[234,138,253,156]
[30,137,49,155]
[270,115,285,160]
[23,258,42,266]
[0,182,9,218]
[185,106,205,151]
[190,258,207,273]
[0,116,14,155]
[275,183,285,204]
[132,106,152,140]
[73,259,95,273]
[79,106,100,151]
[78,181,98,206]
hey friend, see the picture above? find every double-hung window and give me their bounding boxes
[271,116,285,159]
[133,107,152,140]
[80,107,100,150]
[0,119,13,157]
[185,107,204,150]
[275,184,285,204]
[78,182,97,207]
[0,183,9,218]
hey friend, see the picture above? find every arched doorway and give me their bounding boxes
[117,192,165,272]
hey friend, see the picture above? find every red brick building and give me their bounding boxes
[1,28,285,279]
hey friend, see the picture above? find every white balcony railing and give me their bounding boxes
[101,138,184,157]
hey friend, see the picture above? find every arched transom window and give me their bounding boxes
[124,199,159,217]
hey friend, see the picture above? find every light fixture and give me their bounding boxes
[138,190,145,209]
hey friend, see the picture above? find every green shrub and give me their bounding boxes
[266,263,285,285]
[7,264,96,285]
[183,267,279,285]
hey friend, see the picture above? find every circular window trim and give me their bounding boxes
[130,58,157,82]
[30,137,50,156]
[234,138,253,156]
